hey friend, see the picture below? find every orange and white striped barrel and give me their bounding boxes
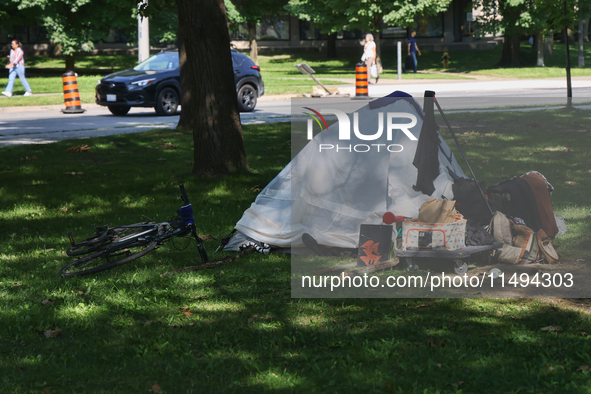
[61,71,85,114]
[355,62,369,97]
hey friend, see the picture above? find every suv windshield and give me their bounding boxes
[134,52,179,72]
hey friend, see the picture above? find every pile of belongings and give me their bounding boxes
[453,171,561,264]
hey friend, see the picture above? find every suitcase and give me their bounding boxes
[404,55,415,72]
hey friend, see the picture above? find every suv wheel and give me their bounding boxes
[237,84,257,112]
[108,105,130,116]
[155,87,179,116]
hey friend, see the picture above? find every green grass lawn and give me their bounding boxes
[1,108,591,392]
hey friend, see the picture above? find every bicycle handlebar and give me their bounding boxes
[179,184,190,205]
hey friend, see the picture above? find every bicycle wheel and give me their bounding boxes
[66,222,155,257]
[60,240,157,276]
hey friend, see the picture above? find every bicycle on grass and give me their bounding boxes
[59,185,208,276]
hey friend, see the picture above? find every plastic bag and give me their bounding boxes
[370,64,377,78]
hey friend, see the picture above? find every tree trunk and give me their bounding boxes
[249,22,258,66]
[65,54,75,71]
[536,32,544,67]
[544,33,554,56]
[176,0,249,176]
[497,35,520,67]
[373,30,383,74]
[579,20,585,67]
[583,19,589,42]
[327,33,337,58]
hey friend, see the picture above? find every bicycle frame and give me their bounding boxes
[61,185,208,276]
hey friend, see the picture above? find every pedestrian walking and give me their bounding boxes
[407,29,421,74]
[2,40,32,97]
[362,33,379,84]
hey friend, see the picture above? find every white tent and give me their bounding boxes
[225,92,466,251]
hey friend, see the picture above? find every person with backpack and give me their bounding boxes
[407,29,421,74]
[2,40,32,98]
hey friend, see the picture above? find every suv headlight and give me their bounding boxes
[130,79,156,88]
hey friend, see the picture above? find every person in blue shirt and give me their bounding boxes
[407,29,421,74]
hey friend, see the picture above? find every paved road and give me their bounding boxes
[0,101,293,147]
[1,77,590,147]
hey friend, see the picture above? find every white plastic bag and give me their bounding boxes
[361,53,367,62]
[370,64,377,78]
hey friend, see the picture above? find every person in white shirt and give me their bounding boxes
[2,40,32,97]
[363,33,378,84]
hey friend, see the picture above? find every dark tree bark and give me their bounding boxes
[248,23,258,66]
[65,54,75,71]
[327,33,337,58]
[176,0,249,176]
[496,0,522,68]
[497,35,521,67]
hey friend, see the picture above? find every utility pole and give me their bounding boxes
[563,0,572,109]
[138,0,150,63]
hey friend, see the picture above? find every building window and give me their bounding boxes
[229,15,290,41]
[257,14,290,40]
[336,29,364,40]
[229,23,249,41]
[300,20,321,40]
[416,13,444,37]
[381,26,408,39]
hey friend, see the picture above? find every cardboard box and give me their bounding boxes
[402,216,466,251]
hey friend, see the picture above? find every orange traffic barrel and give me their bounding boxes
[61,71,85,114]
[354,62,370,99]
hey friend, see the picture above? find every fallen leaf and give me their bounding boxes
[179,307,190,312]
[182,311,192,316]
[198,234,217,241]
[41,299,54,306]
[417,301,434,308]
[142,321,153,326]
[427,337,447,348]
[446,381,465,388]
[250,185,262,192]
[541,326,563,332]
[565,181,576,185]
[148,383,161,393]
[79,145,90,152]
[59,207,68,212]
[194,295,209,300]
[157,142,177,149]
[544,147,569,152]
[43,329,62,338]
[67,146,79,152]
[577,365,590,372]
[577,259,586,262]
[13,283,22,287]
